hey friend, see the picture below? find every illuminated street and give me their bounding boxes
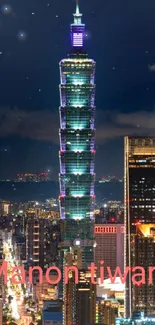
[3,235,24,324]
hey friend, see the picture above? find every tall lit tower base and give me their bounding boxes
[59,0,96,306]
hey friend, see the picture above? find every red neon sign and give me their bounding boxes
[94,226,117,234]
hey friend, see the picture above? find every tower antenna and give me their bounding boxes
[76,0,80,14]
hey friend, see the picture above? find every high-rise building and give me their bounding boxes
[96,298,119,325]
[131,224,155,315]
[124,137,155,317]
[64,268,96,325]
[94,224,124,278]
[0,201,10,216]
[63,243,96,325]
[26,213,45,268]
[26,208,60,269]
[59,1,96,267]
[97,277,125,318]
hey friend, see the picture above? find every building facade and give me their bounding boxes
[124,137,155,317]
[59,1,96,267]
[64,269,96,325]
[94,224,124,278]
[42,300,63,325]
[131,224,155,315]
[96,298,119,325]
[26,213,45,268]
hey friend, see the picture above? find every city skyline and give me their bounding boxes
[1,0,155,179]
[1,1,155,324]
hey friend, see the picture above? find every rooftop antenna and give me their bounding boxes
[76,0,80,15]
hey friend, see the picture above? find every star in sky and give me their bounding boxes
[0,0,155,179]
[17,31,27,41]
[1,4,12,14]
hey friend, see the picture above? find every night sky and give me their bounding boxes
[0,0,155,180]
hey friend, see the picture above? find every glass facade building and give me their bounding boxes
[59,2,96,222]
[58,2,96,270]
[131,224,155,315]
[124,137,155,317]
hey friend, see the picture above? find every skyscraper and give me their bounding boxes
[131,223,155,315]
[64,269,96,325]
[94,224,124,278]
[59,0,96,267]
[124,137,155,317]
[26,215,45,268]
[26,211,56,270]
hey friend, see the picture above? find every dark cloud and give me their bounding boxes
[148,64,155,72]
[0,108,155,144]
[96,110,155,142]
[115,111,155,128]
[0,107,59,143]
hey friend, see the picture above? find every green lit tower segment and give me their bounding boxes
[59,2,96,221]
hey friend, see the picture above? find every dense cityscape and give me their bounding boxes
[0,173,123,183]
[1,1,155,325]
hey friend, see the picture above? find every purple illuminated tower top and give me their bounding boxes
[70,0,85,48]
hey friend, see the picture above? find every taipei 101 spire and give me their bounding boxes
[70,0,85,47]
[59,1,96,268]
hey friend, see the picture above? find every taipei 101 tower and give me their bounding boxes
[59,0,96,268]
